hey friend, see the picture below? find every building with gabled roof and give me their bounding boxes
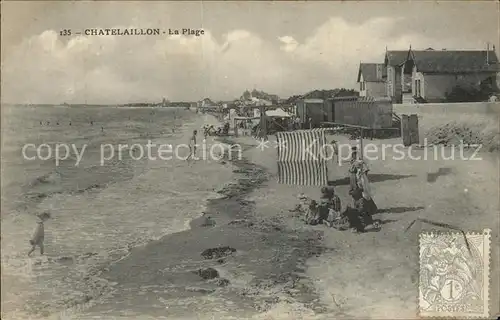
[382,46,499,103]
[403,47,499,102]
[408,49,499,73]
[357,63,386,97]
[384,49,412,102]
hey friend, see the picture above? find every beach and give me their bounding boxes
[1,105,499,319]
[243,134,500,319]
[1,105,234,319]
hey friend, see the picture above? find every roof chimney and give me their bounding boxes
[487,42,490,65]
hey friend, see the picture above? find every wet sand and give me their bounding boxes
[79,139,328,319]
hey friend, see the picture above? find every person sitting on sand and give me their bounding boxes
[28,211,51,256]
[305,200,321,225]
[347,188,379,233]
[328,209,350,230]
[320,186,341,209]
[317,201,330,226]
[319,187,342,227]
[208,125,215,136]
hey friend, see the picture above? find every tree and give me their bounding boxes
[445,77,497,102]
[334,88,360,97]
[241,90,251,100]
[302,88,359,99]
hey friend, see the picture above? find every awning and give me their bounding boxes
[266,108,293,118]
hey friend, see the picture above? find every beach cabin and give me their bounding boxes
[326,96,393,129]
[266,108,293,132]
[252,107,293,133]
[296,98,330,128]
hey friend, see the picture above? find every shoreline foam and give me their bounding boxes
[69,137,327,319]
[1,110,239,319]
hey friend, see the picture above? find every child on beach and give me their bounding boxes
[187,130,198,161]
[319,186,342,227]
[305,200,320,225]
[28,212,51,256]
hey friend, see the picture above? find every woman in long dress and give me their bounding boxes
[355,160,378,215]
[348,147,378,216]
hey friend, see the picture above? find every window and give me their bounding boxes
[415,79,421,97]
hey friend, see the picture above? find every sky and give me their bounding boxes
[1,1,499,104]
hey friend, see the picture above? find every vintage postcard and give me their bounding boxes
[1,1,499,319]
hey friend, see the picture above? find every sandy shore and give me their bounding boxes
[72,137,328,319]
[30,128,498,320]
[240,134,499,319]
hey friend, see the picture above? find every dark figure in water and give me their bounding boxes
[56,122,59,125]
[28,212,51,256]
[39,121,42,125]
[47,121,50,125]
[69,121,72,126]
[101,126,104,132]
[90,121,94,125]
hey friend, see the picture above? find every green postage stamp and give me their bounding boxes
[419,229,491,318]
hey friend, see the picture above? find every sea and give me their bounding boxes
[0,105,235,319]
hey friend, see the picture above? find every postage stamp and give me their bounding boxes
[419,229,491,318]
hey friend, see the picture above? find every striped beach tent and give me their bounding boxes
[276,128,330,185]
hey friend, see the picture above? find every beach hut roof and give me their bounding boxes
[265,108,293,118]
[303,98,324,103]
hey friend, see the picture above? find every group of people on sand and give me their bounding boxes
[202,124,216,138]
[202,122,230,138]
[292,146,380,233]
